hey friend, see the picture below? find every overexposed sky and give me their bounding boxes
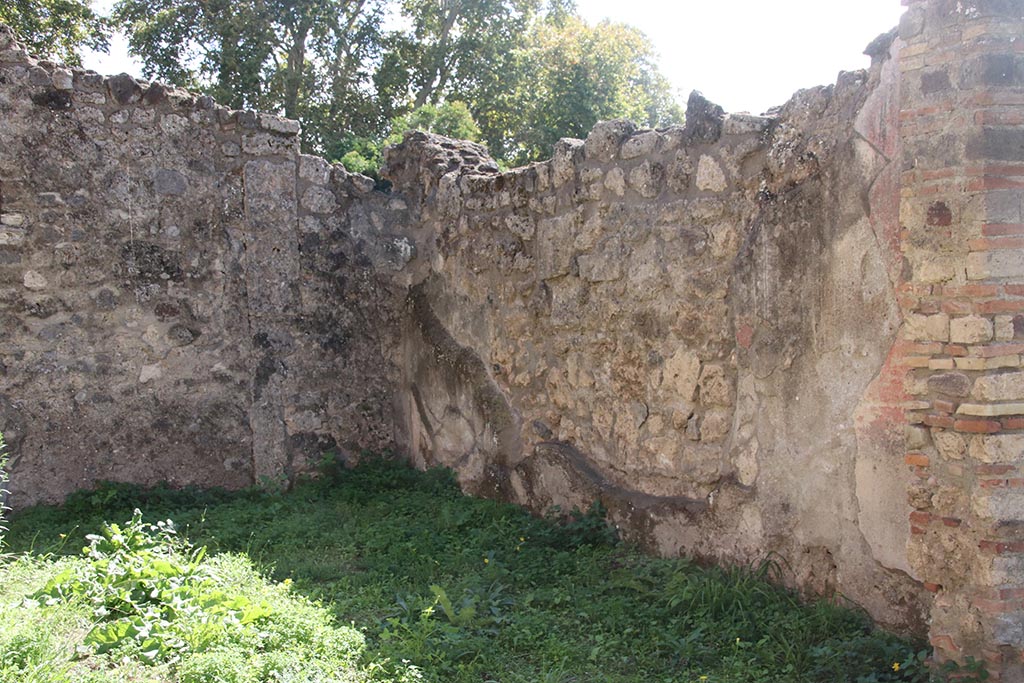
[82,0,905,116]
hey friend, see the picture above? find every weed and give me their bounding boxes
[0,431,7,552]
[4,458,989,683]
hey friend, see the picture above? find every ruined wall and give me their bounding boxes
[386,41,924,633]
[0,24,408,505]
[3,0,1024,675]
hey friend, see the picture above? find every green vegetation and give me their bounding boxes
[0,0,108,66]
[3,458,987,682]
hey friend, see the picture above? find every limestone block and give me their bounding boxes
[662,349,700,401]
[699,364,733,406]
[903,313,950,341]
[22,270,47,290]
[972,371,1024,401]
[0,228,25,246]
[950,315,993,344]
[301,186,337,214]
[536,210,581,279]
[696,155,727,192]
[956,402,1024,416]
[906,425,929,450]
[969,434,1024,463]
[603,167,626,197]
[299,154,332,185]
[996,316,1015,341]
[584,120,635,162]
[968,250,1024,280]
[51,68,73,90]
[139,363,162,384]
[933,430,967,460]
[577,250,623,283]
[620,131,659,159]
[258,114,301,135]
[700,409,732,442]
[667,151,693,193]
[628,160,664,198]
[722,114,772,136]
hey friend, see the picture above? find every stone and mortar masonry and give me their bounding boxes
[0,24,409,504]
[896,0,1024,677]
[2,0,1024,675]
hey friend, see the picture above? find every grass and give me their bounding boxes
[1,457,986,683]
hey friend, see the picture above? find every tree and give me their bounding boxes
[0,0,109,66]
[505,16,682,165]
[374,0,542,144]
[338,100,482,176]
[112,0,385,154]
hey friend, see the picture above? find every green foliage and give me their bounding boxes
[336,101,483,177]
[0,432,7,552]
[30,510,272,663]
[0,0,109,65]
[3,510,423,682]
[5,458,981,683]
[505,15,682,165]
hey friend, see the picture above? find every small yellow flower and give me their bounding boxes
[283,578,292,586]
[483,557,489,564]
[519,537,525,542]
[892,662,900,672]
[699,677,709,681]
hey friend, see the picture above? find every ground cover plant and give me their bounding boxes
[2,457,987,682]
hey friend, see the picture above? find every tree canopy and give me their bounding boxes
[0,0,108,66]
[5,0,683,170]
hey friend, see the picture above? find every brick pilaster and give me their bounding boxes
[898,0,1024,678]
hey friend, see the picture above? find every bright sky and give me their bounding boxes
[82,0,905,116]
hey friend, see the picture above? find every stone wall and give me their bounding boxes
[388,40,923,634]
[0,24,409,505]
[3,0,1024,675]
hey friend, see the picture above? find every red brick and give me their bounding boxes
[934,399,958,414]
[911,525,927,535]
[946,344,969,357]
[1004,417,1024,430]
[910,511,933,525]
[969,237,1024,251]
[968,176,1024,191]
[1006,285,1024,296]
[942,300,975,315]
[924,582,943,593]
[983,223,1024,237]
[980,299,1024,314]
[981,478,1009,489]
[980,539,1024,554]
[977,464,1017,475]
[973,598,1017,614]
[905,453,931,467]
[919,300,943,314]
[967,164,1024,177]
[905,341,945,355]
[955,418,1002,433]
[736,324,754,350]
[921,167,956,181]
[999,588,1024,600]
[942,517,962,527]
[945,284,1001,297]
[972,343,1024,358]
[930,634,960,653]
[976,111,1024,125]
[925,414,957,428]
